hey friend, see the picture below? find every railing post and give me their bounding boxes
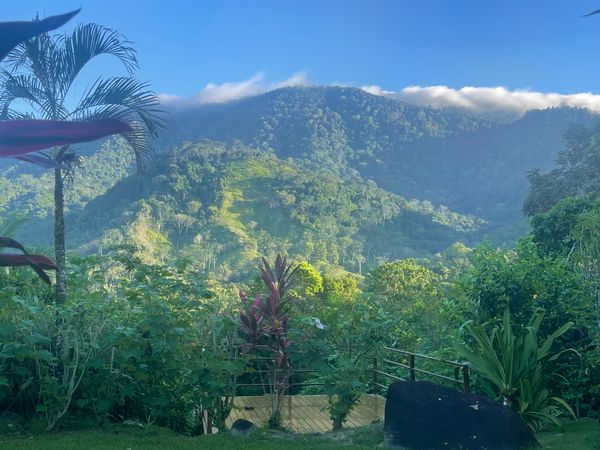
[462,364,470,392]
[409,354,416,381]
[372,357,379,395]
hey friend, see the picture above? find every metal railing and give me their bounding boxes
[236,348,470,398]
[372,347,470,394]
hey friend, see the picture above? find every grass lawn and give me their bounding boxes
[537,418,600,450]
[0,423,382,450]
[0,418,598,449]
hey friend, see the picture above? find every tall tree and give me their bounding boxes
[0,22,163,303]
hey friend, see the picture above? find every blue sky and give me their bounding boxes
[5,0,600,110]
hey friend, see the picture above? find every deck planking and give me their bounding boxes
[225,394,385,433]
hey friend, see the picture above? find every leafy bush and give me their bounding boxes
[455,307,575,430]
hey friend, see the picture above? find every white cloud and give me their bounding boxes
[360,85,394,96]
[273,72,310,89]
[362,84,600,118]
[159,72,309,108]
[160,74,600,118]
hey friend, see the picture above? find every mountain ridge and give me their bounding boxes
[1,85,599,277]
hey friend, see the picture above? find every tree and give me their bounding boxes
[523,125,600,217]
[570,205,600,331]
[365,259,440,348]
[0,21,163,303]
[529,196,597,257]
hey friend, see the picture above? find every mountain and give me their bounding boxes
[1,85,599,278]
[68,141,484,278]
[163,86,493,174]
[164,87,599,238]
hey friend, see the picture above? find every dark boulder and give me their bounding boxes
[230,418,256,437]
[384,380,539,450]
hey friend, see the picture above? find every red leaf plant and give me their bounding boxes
[238,254,299,427]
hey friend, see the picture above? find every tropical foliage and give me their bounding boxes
[1,9,600,443]
[238,254,298,428]
[0,15,163,303]
[454,307,575,429]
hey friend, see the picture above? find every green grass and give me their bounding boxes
[537,418,600,450]
[0,419,598,450]
[0,425,379,450]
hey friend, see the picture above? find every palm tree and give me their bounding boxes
[0,22,163,303]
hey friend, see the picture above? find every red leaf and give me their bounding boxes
[0,254,56,270]
[0,237,57,284]
[0,254,57,284]
[14,154,63,169]
[0,119,132,157]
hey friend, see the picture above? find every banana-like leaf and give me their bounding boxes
[0,10,80,62]
[0,118,131,157]
[539,321,573,359]
[0,237,57,284]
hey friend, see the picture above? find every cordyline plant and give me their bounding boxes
[0,10,134,284]
[239,254,299,428]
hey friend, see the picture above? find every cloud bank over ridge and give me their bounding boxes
[363,84,600,118]
[160,72,600,117]
[159,72,309,108]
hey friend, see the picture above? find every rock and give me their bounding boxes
[230,418,256,437]
[384,380,539,450]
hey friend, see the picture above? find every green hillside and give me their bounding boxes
[62,141,482,279]
[2,86,599,275]
[165,86,599,239]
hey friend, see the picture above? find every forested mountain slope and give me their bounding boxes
[2,86,599,276]
[165,87,599,236]
[67,142,483,278]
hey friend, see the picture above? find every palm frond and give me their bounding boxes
[58,23,139,99]
[4,34,67,119]
[0,216,26,237]
[68,76,164,171]
[72,77,163,134]
[120,120,156,172]
[0,71,66,119]
[7,34,59,88]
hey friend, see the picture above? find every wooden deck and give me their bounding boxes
[226,394,385,433]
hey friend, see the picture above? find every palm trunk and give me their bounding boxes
[54,168,67,304]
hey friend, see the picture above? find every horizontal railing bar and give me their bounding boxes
[380,360,464,384]
[375,369,405,381]
[235,382,324,387]
[410,368,463,384]
[373,382,388,390]
[382,358,410,369]
[384,347,466,367]
[248,369,318,374]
